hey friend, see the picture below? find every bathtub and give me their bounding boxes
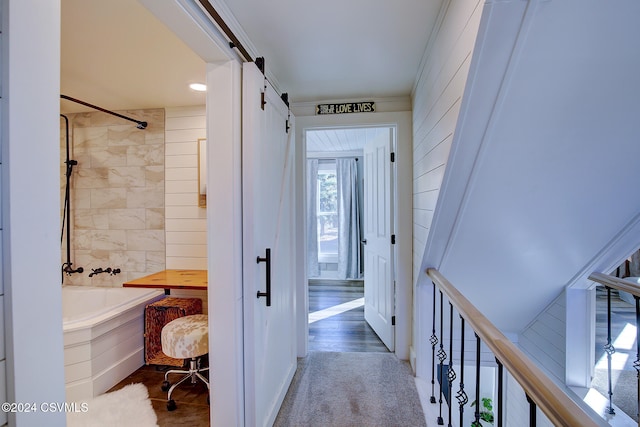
[62,286,164,401]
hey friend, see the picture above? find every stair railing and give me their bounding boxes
[427,268,600,427]
[589,272,640,426]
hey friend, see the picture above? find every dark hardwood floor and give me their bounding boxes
[108,363,210,426]
[102,283,640,425]
[308,279,388,353]
[107,278,386,426]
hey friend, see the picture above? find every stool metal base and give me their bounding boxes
[161,356,209,411]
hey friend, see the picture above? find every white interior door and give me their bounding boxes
[242,62,297,427]
[363,128,395,351]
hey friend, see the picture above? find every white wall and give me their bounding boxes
[422,0,640,331]
[505,371,555,427]
[0,5,6,425]
[165,106,207,269]
[416,0,640,421]
[139,3,242,425]
[412,0,483,379]
[519,294,566,383]
[411,0,482,281]
[293,108,413,360]
[206,60,244,427]
[165,106,208,312]
[3,1,67,426]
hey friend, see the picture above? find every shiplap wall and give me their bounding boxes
[412,0,482,379]
[505,372,554,427]
[411,0,482,282]
[519,293,566,383]
[412,1,568,418]
[165,106,208,312]
[165,106,207,268]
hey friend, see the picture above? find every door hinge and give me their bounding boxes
[255,57,267,110]
[391,234,396,244]
[390,152,395,163]
[392,315,396,326]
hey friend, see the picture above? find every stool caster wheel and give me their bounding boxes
[167,399,177,411]
[161,381,170,392]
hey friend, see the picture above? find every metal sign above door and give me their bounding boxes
[316,101,375,115]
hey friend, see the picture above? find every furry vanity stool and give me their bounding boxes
[160,314,209,411]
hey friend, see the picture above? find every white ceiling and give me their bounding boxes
[61,0,442,148]
[221,0,443,102]
[61,0,208,113]
[306,127,390,153]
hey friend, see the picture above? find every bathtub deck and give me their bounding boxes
[108,364,209,426]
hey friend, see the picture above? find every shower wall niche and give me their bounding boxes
[60,108,166,286]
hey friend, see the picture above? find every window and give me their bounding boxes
[317,161,338,263]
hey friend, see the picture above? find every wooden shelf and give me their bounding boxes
[124,269,208,291]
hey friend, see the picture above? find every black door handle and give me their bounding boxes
[361,239,367,245]
[256,248,271,307]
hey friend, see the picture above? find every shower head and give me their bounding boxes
[137,122,148,130]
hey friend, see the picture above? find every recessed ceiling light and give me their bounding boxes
[189,83,207,92]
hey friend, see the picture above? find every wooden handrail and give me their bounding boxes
[426,268,600,427]
[589,272,640,297]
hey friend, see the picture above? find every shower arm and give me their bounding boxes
[60,95,148,130]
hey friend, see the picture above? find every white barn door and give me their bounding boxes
[242,62,297,426]
[363,129,395,351]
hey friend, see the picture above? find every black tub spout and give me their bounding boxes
[89,268,104,277]
[89,267,121,277]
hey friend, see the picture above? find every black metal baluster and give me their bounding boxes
[437,290,447,425]
[447,303,456,427]
[473,333,481,427]
[430,281,438,404]
[635,295,640,421]
[496,359,503,427]
[456,316,468,427]
[605,286,616,414]
[526,394,536,427]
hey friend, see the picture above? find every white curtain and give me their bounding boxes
[306,159,320,277]
[337,158,361,279]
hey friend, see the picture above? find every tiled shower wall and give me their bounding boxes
[61,108,166,286]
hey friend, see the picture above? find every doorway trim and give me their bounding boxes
[294,111,413,360]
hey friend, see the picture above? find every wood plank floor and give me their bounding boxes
[308,279,388,353]
[107,279,387,426]
[108,363,209,426]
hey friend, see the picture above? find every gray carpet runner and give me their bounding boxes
[274,351,426,427]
